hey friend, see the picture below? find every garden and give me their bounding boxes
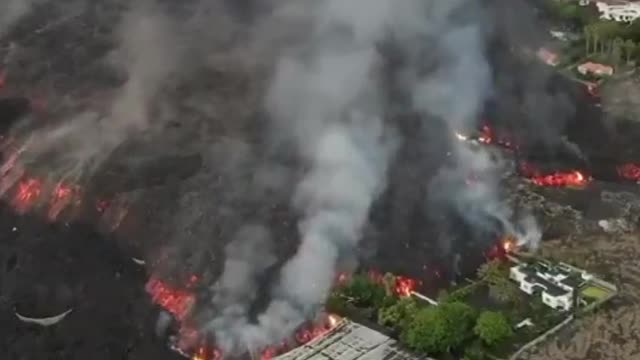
[326,259,569,360]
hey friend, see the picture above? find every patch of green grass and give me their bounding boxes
[581,285,609,301]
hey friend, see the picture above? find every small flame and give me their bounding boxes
[617,163,640,182]
[13,178,43,213]
[394,276,419,297]
[502,237,516,253]
[455,132,468,141]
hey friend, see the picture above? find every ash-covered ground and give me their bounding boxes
[2,0,640,359]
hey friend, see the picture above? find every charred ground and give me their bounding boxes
[1,1,640,360]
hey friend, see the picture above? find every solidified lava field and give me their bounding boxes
[2,1,640,360]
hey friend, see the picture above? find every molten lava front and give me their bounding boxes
[519,162,591,188]
[145,274,344,360]
[617,163,640,182]
[0,137,129,227]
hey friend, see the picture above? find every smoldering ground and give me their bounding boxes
[0,0,603,357]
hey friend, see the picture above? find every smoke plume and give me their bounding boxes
[0,0,37,35]
[204,0,398,354]
[10,2,179,183]
[409,0,541,250]
[204,224,276,353]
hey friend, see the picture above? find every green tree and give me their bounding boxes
[378,297,418,330]
[341,275,386,308]
[477,259,508,284]
[477,260,520,304]
[489,280,520,304]
[612,37,624,65]
[474,311,513,347]
[402,302,476,355]
[463,340,487,360]
[624,39,636,64]
[584,26,592,55]
[326,292,348,314]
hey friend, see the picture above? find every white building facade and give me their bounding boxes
[596,1,640,22]
[509,263,588,311]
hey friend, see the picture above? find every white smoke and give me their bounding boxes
[409,0,541,250]
[204,0,399,354]
[204,0,541,354]
[205,224,276,353]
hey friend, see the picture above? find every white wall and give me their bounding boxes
[597,2,640,22]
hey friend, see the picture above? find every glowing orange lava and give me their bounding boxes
[394,276,419,297]
[47,183,82,221]
[145,277,195,321]
[617,163,640,182]
[12,178,42,213]
[519,162,590,188]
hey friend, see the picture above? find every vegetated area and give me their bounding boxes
[540,0,640,74]
[325,252,615,360]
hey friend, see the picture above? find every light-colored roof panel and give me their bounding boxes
[274,320,433,360]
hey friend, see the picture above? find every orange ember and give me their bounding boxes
[501,237,516,253]
[13,178,42,213]
[145,277,195,321]
[47,183,82,221]
[478,124,518,150]
[395,276,419,297]
[519,162,590,188]
[617,163,640,182]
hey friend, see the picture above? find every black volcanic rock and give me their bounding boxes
[0,97,31,134]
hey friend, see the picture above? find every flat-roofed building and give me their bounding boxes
[275,319,433,360]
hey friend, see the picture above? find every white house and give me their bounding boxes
[509,263,587,311]
[595,1,640,22]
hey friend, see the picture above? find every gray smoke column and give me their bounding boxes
[13,2,179,182]
[204,225,276,352]
[0,0,37,35]
[412,0,541,249]
[204,0,398,354]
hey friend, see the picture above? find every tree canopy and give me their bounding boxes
[474,311,513,347]
[402,302,476,355]
[341,275,386,308]
[378,297,418,331]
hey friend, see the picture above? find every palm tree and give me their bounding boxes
[613,37,624,65]
[591,24,601,55]
[624,39,636,64]
[584,26,591,55]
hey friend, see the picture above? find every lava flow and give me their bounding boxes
[0,138,128,225]
[519,162,590,188]
[617,163,640,182]
[146,274,342,360]
[145,277,196,321]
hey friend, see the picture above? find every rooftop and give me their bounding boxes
[275,320,432,360]
[525,274,569,297]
